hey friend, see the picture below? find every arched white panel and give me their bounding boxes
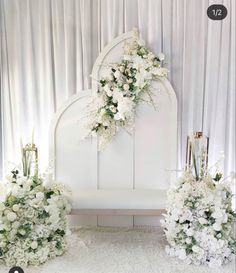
[49,90,97,190]
[49,31,177,226]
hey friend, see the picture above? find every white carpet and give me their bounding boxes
[0,227,235,273]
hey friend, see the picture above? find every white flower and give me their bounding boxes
[100,108,106,115]
[18,229,26,236]
[16,177,27,186]
[212,209,223,219]
[123,84,129,91]
[208,258,222,268]
[6,212,17,222]
[36,192,44,201]
[152,67,168,77]
[185,238,192,244]
[0,202,5,211]
[186,228,194,237]
[163,166,235,267]
[198,217,208,225]
[103,85,113,97]
[0,172,70,266]
[123,55,131,61]
[30,241,38,250]
[12,221,20,229]
[109,105,117,113]
[117,97,134,118]
[113,112,122,121]
[114,70,121,79]
[158,52,165,61]
[178,248,187,260]
[213,223,222,231]
[12,204,20,212]
[119,66,125,73]
[192,245,201,253]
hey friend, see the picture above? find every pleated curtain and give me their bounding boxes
[0,0,235,177]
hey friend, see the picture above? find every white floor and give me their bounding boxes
[0,227,235,273]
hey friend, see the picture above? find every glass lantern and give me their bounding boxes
[22,143,38,178]
[186,132,209,180]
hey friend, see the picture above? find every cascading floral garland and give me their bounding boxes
[86,30,168,150]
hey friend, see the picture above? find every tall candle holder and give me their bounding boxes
[22,143,38,178]
[186,132,209,180]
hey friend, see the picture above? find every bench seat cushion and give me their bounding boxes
[72,189,167,209]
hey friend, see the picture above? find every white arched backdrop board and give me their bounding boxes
[50,31,177,226]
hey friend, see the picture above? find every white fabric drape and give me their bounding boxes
[0,0,235,176]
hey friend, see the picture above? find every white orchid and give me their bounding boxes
[85,30,168,150]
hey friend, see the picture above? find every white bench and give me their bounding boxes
[71,189,167,215]
[49,31,177,225]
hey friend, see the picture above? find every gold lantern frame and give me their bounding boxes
[186,131,209,180]
[22,143,39,177]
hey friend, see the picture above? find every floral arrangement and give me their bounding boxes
[86,29,168,150]
[0,170,71,266]
[161,167,236,267]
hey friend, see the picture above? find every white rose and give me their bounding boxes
[114,70,121,79]
[208,258,222,268]
[18,229,26,236]
[22,179,33,191]
[11,185,22,196]
[0,203,5,211]
[213,223,222,231]
[119,66,125,73]
[109,105,117,113]
[128,78,133,83]
[114,112,124,121]
[192,245,200,253]
[186,228,194,237]
[16,177,27,186]
[36,192,45,201]
[140,47,146,54]
[147,52,155,60]
[30,241,38,249]
[102,121,110,127]
[212,210,223,219]
[12,221,20,229]
[106,90,112,97]
[178,249,187,260]
[108,74,114,81]
[12,204,20,212]
[100,108,106,115]
[123,84,129,91]
[157,52,165,61]
[7,212,17,222]
[185,238,192,244]
[198,217,208,225]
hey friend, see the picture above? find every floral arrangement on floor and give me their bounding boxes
[161,165,236,267]
[0,170,71,267]
[86,29,168,150]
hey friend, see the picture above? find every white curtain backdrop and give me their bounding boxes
[0,0,235,177]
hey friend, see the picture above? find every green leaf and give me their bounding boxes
[45,191,54,199]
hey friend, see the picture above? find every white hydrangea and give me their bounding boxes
[0,173,71,267]
[162,170,236,267]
